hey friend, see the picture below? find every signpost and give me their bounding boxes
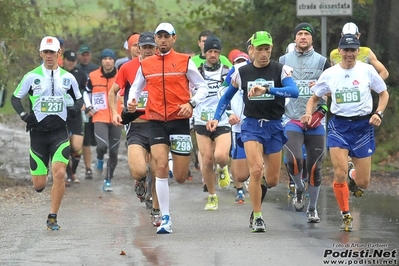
[296,0,353,57]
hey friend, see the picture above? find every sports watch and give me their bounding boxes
[374,111,383,119]
[189,100,197,109]
[19,111,27,119]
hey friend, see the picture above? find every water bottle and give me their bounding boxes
[308,104,328,129]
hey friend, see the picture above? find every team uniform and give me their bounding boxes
[13,65,82,175]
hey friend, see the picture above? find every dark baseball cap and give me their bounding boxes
[63,50,77,61]
[339,34,360,49]
[138,32,156,47]
[78,45,91,54]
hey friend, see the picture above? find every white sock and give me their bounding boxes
[156,177,170,216]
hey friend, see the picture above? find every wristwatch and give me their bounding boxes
[189,100,197,109]
[374,111,383,119]
[19,111,27,119]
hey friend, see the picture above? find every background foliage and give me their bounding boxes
[0,0,397,165]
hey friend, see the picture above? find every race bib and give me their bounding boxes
[200,108,215,122]
[335,89,360,104]
[170,134,192,155]
[40,96,64,113]
[137,91,148,110]
[247,80,275,100]
[92,92,107,110]
[295,80,314,97]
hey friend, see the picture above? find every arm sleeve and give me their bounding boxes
[186,59,208,104]
[268,65,299,98]
[128,66,146,103]
[11,95,25,114]
[213,83,238,121]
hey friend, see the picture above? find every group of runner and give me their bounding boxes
[11,21,389,234]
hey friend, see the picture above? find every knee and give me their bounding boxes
[286,161,302,175]
[201,156,214,169]
[356,177,369,189]
[266,177,278,187]
[97,144,108,154]
[213,153,229,166]
[33,176,47,189]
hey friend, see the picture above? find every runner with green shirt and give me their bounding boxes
[191,30,232,68]
[11,36,84,231]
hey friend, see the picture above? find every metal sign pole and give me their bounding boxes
[321,16,327,57]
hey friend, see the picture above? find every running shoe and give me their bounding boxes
[204,195,218,211]
[251,217,266,233]
[35,186,45,193]
[235,189,245,204]
[102,179,113,192]
[85,168,93,180]
[249,211,254,228]
[306,208,320,223]
[47,214,60,231]
[287,183,295,198]
[340,213,353,232]
[156,215,172,234]
[293,180,306,212]
[134,179,147,202]
[151,209,161,227]
[347,162,363,197]
[72,174,80,184]
[168,170,173,178]
[96,159,104,174]
[145,195,152,209]
[65,176,72,187]
[217,166,231,189]
[187,170,193,181]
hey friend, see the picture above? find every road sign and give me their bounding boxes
[297,0,353,16]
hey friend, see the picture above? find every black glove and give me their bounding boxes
[22,113,38,132]
[22,112,37,124]
[85,106,94,115]
[67,107,78,119]
[120,107,145,125]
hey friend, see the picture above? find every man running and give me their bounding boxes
[109,31,161,226]
[127,22,208,234]
[194,35,231,211]
[207,31,299,232]
[11,36,83,230]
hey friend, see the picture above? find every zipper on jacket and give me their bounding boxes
[162,55,167,121]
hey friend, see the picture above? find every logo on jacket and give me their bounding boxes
[352,80,359,86]
[63,78,71,87]
[34,79,41,85]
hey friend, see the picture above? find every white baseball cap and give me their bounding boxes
[342,22,359,35]
[155,22,176,35]
[39,36,60,52]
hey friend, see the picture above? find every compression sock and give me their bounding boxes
[333,182,350,212]
[308,184,321,210]
[155,177,170,216]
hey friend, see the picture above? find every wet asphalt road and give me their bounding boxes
[0,122,398,265]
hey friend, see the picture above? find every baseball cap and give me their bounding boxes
[251,31,273,47]
[155,22,176,35]
[286,43,296,53]
[342,22,359,35]
[138,32,156,47]
[63,50,77,61]
[228,49,241,64]
[39,36,60,52]
[233,52,249,63]
[78,45,91,54]
[339,34,360,49]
